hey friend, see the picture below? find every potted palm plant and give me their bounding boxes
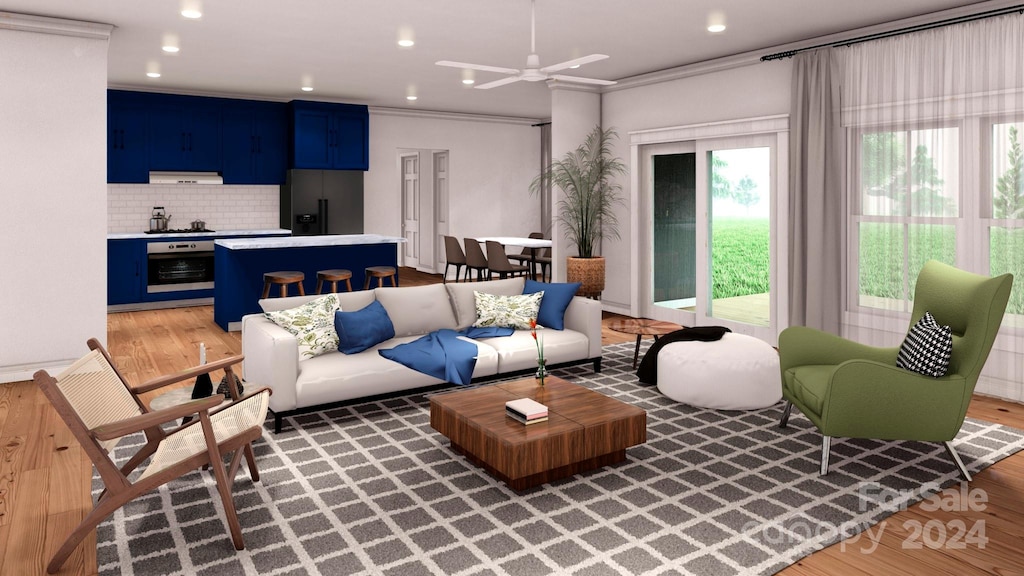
[532,125,626,298]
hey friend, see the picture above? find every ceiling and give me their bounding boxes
[2,0,994,119]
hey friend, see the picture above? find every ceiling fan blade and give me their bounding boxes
[540,54,609,74]
[549,74,617,86]
[474,76,524,89]
[435,60,520,75]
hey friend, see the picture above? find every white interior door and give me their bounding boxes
[401,153,420,268]
[434,151,450,272]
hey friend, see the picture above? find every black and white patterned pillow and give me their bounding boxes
[897,311,953,377]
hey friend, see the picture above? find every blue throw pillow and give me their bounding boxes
[334,300,395,354]
[523,279,581,330]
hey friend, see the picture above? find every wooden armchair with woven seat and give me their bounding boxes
[32,338,271,574]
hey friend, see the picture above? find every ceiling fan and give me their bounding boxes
[436,0,616,90]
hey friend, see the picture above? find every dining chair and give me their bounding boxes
[443,235,467,283]
[485,240,530,279]
[507,232,545,279]
[535,245,552,282]
[463,238,490,281]
[32,338,271,574]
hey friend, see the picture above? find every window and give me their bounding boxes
[987,119,1024,317]
[852,126,960,312]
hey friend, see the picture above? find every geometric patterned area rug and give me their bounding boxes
[95,342,1024,576]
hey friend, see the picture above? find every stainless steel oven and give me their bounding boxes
[146,240,215,293]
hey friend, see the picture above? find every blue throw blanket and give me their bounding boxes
[379,326,514,385]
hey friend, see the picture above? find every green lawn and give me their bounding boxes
[711,217,769,300]
[711,219,1024,314]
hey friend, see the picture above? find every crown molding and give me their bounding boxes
[369,106,543,126]
[605,0,1024,93]
[545,79,604,93]
[0,11,113,40]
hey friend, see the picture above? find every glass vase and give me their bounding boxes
[535,358,547,387]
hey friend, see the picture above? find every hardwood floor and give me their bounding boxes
[2,267,1022,575]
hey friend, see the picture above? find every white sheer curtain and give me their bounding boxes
[840,13,1024,398]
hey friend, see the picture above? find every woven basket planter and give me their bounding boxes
[567,256,605,299]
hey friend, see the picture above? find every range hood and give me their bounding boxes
[149,171,223,185]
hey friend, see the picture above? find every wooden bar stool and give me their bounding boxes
[316,269,353,294]
[364,266,397,289]
[262,271,305,298]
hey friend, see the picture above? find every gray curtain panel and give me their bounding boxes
[788,48,845,333]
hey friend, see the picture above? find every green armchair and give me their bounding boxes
[778,260,1013,480]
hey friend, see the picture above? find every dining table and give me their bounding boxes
[476,236,552,280]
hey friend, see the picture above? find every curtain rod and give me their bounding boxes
[760,4,1024,61]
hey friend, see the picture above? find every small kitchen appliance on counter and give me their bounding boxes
[149,207,171,232]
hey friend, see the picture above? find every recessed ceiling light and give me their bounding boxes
[461,69,475,85]
[301,86,314,92]
[406,95,418,101]
[162,34,179,53]
[300,74,313,92]
[180,0,202,18]
[462,79,475,85]
[146,61,161,78]
[707,11,726,33]
[397,26,414,48]
[569,65,580,69]
[147,72,162,78]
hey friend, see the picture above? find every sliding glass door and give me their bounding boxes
[642,135,778,341]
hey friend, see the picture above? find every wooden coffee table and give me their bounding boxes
[607,318,684,368]
[429,376,646,491]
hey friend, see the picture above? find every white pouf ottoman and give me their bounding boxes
[656,332,781,410]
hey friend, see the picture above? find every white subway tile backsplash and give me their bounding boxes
[107,184,280,233]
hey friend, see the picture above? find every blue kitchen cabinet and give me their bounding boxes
[222,101,288,184]
[290,101,369,170]
[107,92,149,183]
[107,239,142,305]
[148,97,222,171]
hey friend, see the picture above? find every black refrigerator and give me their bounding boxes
[281,169,364,235]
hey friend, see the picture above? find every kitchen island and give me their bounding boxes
[214,234,404,331]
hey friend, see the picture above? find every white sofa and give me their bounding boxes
[241,277,603,432]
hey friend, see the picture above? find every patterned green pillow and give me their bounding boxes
[473,291,544,329]
[264,294,342,359]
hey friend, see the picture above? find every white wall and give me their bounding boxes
[549,87,601,282]
[366,110,541,264]
[600,60,794,312]
[0,21,111,383]
[108,184,279,233]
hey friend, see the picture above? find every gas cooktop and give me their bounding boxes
[144,229,216,234]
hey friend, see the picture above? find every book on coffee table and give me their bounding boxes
[506,411,549,425]
[505,398,548,419]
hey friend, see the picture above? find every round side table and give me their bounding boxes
[607,318,684,368]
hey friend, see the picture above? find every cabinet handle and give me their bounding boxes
[119,129,125,150]
[188,133,193,152]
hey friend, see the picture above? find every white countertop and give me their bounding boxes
[108,229,292,240]
[215,233,407,250]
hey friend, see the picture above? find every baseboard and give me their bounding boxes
[0,358,76,384]
[107,297,213,313]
